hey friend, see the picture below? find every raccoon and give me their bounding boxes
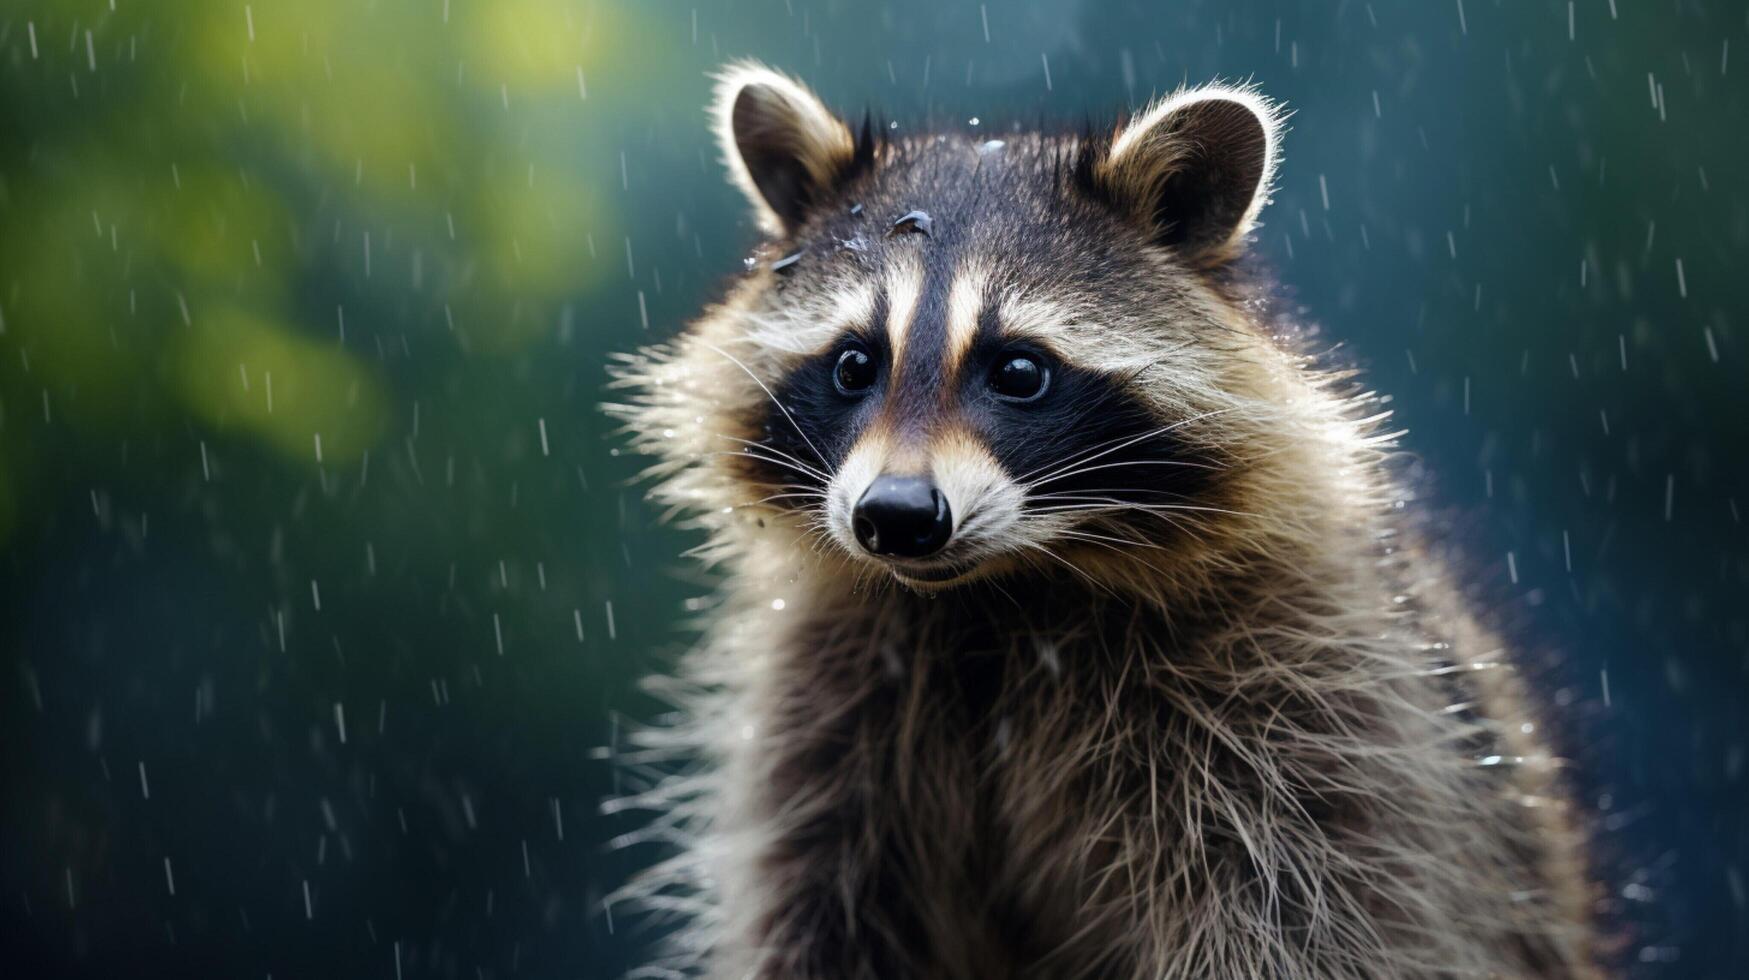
[613,62,1603,980]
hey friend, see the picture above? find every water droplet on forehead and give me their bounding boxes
[888,210,933,237]
[978,139,1006,157]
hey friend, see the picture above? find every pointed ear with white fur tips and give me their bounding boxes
[712,62,857,237]
[1093,85,1283,267]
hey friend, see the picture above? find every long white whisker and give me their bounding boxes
[1030,457,1220,490]
[1029,489,1200,506]
[1018,409,1232,487]
[706,450,828,485]
[1033,501,1258,520]
[1052,529,1178,579]
[698,340,829,468]
[1035,505,1221,548]
[1021,542,1118,598]
[1014,428,1159,487]
[711,434,831,482]
[747,491,828,507]
[1056,528,1166,551]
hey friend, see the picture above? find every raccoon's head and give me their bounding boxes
[628,63,1325,598]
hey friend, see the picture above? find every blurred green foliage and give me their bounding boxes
[0,2,695,973]
[0,0,667,497]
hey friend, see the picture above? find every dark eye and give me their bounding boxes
[834,345,877,395]
[989,352,1050,402]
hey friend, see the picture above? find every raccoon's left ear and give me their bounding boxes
[711,61,858,237]
[1093,85,1284,266]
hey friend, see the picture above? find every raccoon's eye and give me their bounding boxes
[833,345,878,395]
[989,351,1050,402]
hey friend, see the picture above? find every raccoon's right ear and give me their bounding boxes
[712,62,858,237]
[1092,84,1284,267]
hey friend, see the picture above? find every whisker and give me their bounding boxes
[1035,505,1220,549]
[1032,501,1258,520]
[711,434,831,482]
[707,450,828,485]
[1030,457,1221,491]
[1052,529,1178,579]
[746,491,828,507]
[1028,489,1197,506]
[1017,409,1232,487]
[999,349,1191,462]
[697,340,829,468]
[1029,495,1200,510]
[1014,426,1159,487]
[982,576,1025,612]
[1021,542,1119,599]
[1056,528,1165,551]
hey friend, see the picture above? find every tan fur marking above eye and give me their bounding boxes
[999,294,1159,377]
[883,255,925,384]
[833,282,879,344]
[943,261,991,385]
[743,281,878,356]
[997,294,1072,341]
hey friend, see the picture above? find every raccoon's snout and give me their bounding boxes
[852,476,953,559]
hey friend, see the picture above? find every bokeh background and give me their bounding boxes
[1,1,1744,976]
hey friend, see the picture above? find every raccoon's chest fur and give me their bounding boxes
[626,548,1601,980]
[744,588,1184,976]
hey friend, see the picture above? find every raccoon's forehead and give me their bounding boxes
[840,136,1062,215]
[761,135,1154,345]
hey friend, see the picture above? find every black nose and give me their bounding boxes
[852,476,953,559]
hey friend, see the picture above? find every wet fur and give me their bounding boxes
[610,64,1602,979]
